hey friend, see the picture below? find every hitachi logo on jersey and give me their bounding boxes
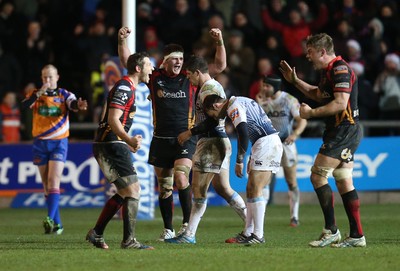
[157,89,187,98]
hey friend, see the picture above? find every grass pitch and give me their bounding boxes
[0,203,399,271]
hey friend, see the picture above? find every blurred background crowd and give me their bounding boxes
[0,0,399,142]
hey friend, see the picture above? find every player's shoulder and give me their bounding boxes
[114,78,133,91]
[331,57,352,75]
[281,91,298,102]
[200,79,225,101]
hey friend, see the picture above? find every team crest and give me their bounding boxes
[341,148,353,161]
[334,65,348,74]
[229,108,239,121]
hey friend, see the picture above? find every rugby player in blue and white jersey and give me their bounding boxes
[202,94,283,244]
[256,75,307,227]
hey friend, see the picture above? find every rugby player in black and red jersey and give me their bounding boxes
[280,33,366,248]
[86,52,154,250]
[118,26,226,241]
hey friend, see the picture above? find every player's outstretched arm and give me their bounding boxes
[209,28,226,77]
[279,60,322,102]
[118,27,133,69]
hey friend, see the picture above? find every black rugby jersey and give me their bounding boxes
[95,76,136,142]
[148,69,196,137]
[319,56,359,129]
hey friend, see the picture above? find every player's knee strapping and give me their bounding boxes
[158,177,173,199]
[332,168,353,181]
[113,175,139,190]
[311,165,334,180]
[174,165,191,189]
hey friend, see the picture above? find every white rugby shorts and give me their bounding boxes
[248,134,283,174]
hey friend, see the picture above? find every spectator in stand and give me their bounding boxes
[373,53,400,136]
[377,1,400,53]
[18,20,53,88]
[261,2,328,62]
[232,0,264,33]
[75,19,114,112]
[257,32,286,68]
[225,29,255,96]
[231,11,261,50]
[332,0,366,33]
[0,1,27,55]
[265,0,288,22]
[160,0,200,54]
[0,91,21,143]
[0,41,23,94]
[248,57,274,100]
[358,17,385,84]
[345,39,365,66]
[136,2,156,52]
[137,26,164,53]
[197,14,228,61]
[194,0,225,31]
[331,19,356,57]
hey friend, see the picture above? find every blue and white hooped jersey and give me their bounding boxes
[226,96,278,144]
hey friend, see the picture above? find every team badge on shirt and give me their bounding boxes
[229,108,239,121]
[334,65,348,74]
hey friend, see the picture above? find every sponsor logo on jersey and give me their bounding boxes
[267,110,288,118]
[335,82,350,88]
[334,65,348,74]
[229,108,239,121]
[118,85,131,92]
[157,89,187,99]
[181,149,188,155]
[115,91,128,101]
[255,160,263,166]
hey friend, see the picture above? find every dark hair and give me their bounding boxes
[184,55,209,73]
[127,52,149,74]
[306,33,335,55]
[203,94,224,112]
[163,43,184,56]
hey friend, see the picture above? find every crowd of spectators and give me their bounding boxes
[0,0,400,141]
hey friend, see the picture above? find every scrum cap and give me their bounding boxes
[263,75,282,93]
